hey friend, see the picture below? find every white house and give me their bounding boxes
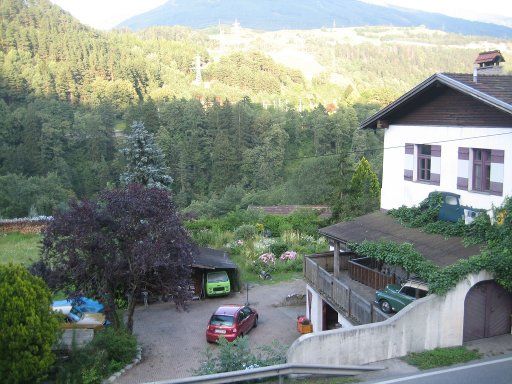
[292,52,512,366]
[361,52,511,211]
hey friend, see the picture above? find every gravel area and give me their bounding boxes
[118,279,306,384]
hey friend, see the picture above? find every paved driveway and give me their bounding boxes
[118,279,306,383]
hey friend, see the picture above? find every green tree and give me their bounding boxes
[0,264,61,383]
[341,156,380,217]
[120,121,173,189]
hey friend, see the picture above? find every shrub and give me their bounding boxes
[195,337,286,375]
[234,224,258,240]
[0,264,61,383]
[275,253,304,272]
[55,328,137,384]
[403,347,481,370]
[269,240,289,256]
[88,328,137,365]
[262,215,292,237]
[280,250,297,261]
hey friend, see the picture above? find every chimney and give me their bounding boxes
[474,50,505,75]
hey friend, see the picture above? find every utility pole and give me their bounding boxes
[192,55,202,85]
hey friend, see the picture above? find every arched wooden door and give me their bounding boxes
[463,280,512,342]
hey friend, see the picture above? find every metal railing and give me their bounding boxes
[142,363,383,384]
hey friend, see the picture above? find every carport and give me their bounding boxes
[191,247,240,298]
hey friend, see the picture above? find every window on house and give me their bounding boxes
[417,145,431,181]
[473,149,491,192]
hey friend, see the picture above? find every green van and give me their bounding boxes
[205,271,231,297]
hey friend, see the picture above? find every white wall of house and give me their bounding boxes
[289,271,494,366]
[306,284,353,333]
[381,125,512,211]
[306,285,323,333]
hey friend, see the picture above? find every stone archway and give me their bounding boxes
[463,280,512,342]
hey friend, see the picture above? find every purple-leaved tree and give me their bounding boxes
[39,184,194,332]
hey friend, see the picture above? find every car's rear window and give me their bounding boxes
[210,315,234,326]
[207,272,229,283]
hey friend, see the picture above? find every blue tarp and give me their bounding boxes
[53,297,104,313]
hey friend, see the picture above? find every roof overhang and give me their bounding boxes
[360,73,512,130]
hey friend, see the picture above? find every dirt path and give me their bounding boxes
[118,279,306,383]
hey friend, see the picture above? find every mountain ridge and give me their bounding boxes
[118,0,512,38]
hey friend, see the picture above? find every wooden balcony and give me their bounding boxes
[348,257,397,290]
[304,252,390,325]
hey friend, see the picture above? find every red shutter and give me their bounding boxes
[490,149,504,196]
[457,147,469,190]
[430,145,441,185]
[404,143,413,181]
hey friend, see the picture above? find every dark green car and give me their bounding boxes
[375,281,428,314]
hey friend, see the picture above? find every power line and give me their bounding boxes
[279,130,512,164]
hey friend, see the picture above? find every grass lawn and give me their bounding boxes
[0,232,41,265]
[403,346,481,370]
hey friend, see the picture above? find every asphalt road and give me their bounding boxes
[363,354,512,384]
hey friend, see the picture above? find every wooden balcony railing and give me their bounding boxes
[305,254,390,325]
[348,257,396,290]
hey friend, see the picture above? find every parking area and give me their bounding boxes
[118,279,306,383]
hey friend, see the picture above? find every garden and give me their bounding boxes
[185,208,330,282]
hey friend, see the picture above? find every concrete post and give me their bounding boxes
[334,241,340,278]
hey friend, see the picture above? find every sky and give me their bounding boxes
[50,0,512,30]
[364,0,512,26]
[50,0,167,30]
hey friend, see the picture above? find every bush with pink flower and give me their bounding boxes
[258,253,276,265]
[280,251,297,261]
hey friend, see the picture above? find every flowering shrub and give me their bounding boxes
[226,239,244,249]
[258,253,276,265]
[253,238,276,253]
[280,251,297,261]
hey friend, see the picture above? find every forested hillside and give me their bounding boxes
[0,0,510,218]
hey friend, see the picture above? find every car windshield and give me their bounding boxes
[207,272,229,283]
[210,315,234,326]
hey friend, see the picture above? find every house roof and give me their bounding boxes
[360,73,512,129]
[319,211,482,267]
[248,205,332,219]
[192,247,237,270]
[474,50,505,65]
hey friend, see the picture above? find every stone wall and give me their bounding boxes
[288,271,494,366]
[0,219,49,234]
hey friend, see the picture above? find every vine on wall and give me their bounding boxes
[352,197,512,295]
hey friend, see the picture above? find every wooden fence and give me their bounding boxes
[305,256,389,325]
[348,257,396,290]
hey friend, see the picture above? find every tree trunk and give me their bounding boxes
[105,291,120,329]
[126,293,137,334]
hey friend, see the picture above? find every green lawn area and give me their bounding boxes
[0,232,41,265]
[403,347,481,370]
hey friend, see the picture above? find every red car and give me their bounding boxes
[206,305,258,343]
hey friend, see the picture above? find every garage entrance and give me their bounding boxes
[463,280,512,342]
[322,300,339,331]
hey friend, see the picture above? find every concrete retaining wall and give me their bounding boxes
[288,271,494,366]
